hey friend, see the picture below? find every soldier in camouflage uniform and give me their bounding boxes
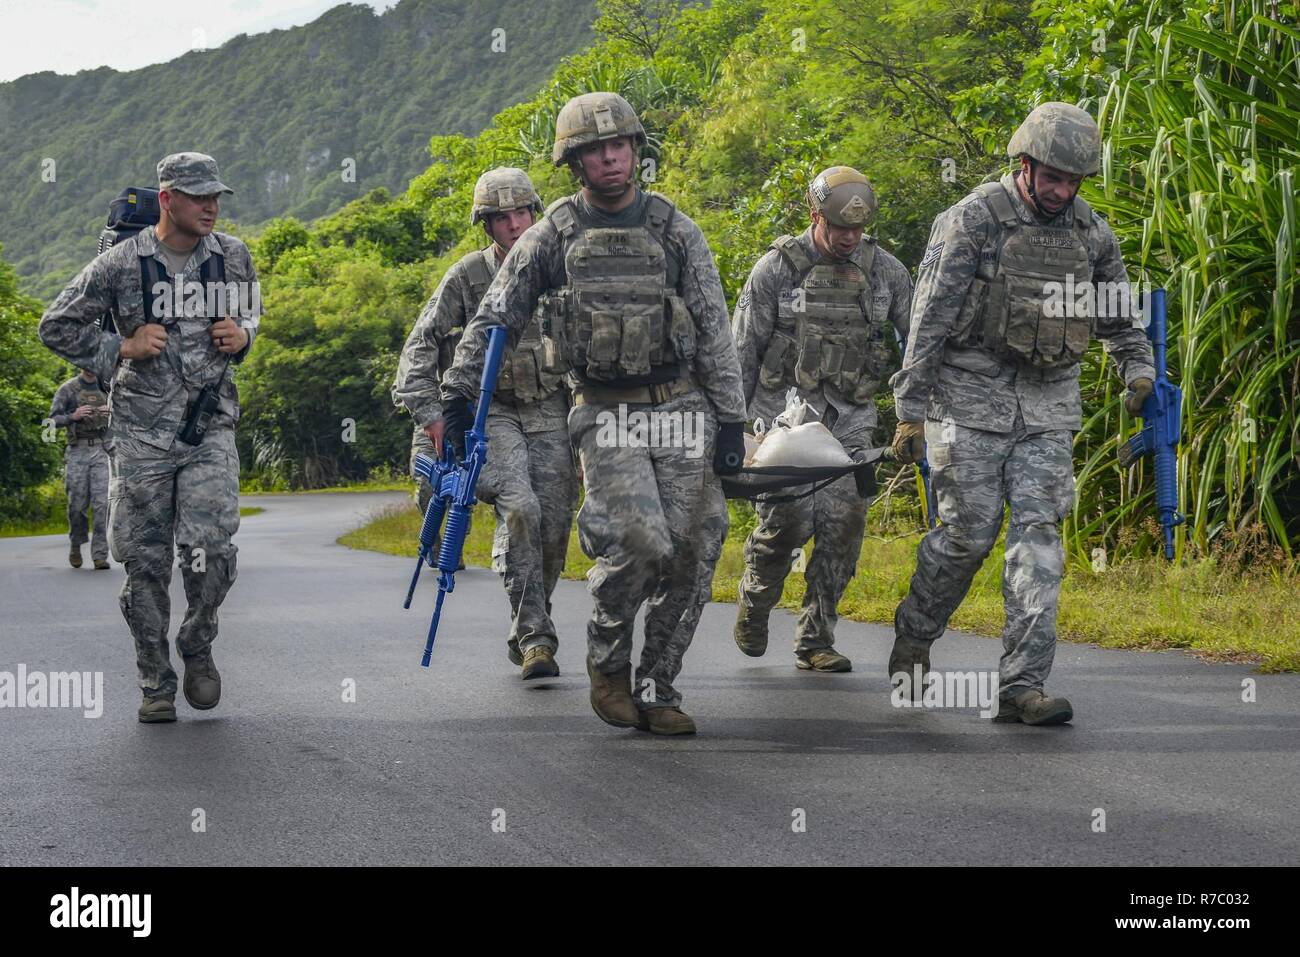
[437,93,748,735]
[40,153,259,724]
[48,369,112,569]
[732,166,913,672]
[394,167,578,681]
[888,104,1155,725]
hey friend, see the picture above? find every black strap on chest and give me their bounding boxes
[139,237,227,324]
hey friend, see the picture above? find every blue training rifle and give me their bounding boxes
[402,325,509,665]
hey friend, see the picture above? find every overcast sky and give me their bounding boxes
[0,0,398,83]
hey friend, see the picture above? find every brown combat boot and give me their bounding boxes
[521,645,560,680]
[888,635,932,703]
[586,657,638,728]
[93,558,110,570]
[636,707,697,736]
[734,600,769,657]
[138,693,176,723]
[795,648,852,672]
[69,545,82,568]
[993,689,1073,726]
[182,651,222,710]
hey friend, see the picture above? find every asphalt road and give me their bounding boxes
[1,491,1296,866]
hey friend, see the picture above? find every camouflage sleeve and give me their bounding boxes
[221,237,260,364]
[38,255,124,384]
[883,253,914,346]
[442,222,561,401]
[1091,221,1156,386]
[672,215,747,422]
[48,381,77,428]
[890,200,986,423]
[393,267,467,426]
[730,250,784,412]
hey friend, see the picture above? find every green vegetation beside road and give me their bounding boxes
[340,490,1300,673]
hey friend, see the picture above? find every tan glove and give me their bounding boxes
[891,421,927,464]
[1124,377,1154,416]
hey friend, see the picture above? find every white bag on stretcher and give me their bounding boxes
[746,388,854,469]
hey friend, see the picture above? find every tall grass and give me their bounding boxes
[1071,0,1300,560]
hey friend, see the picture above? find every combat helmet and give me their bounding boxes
[1007,102,1101,176]
[808,166,877,228]
[552,92,647,166]
[470,167,543,225]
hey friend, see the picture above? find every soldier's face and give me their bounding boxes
[486,207,535,251]
[162,189,220,236]
[1024,159,1084,213]
[574,136,635,193]
[812,213,863,260]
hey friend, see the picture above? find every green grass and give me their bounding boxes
[339,493,1300,673]
[1,484,264,536]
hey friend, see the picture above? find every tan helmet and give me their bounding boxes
[470,167,543,225]
[1007,102,1101,176]
[808,166,877,228]
[551,92,647,166]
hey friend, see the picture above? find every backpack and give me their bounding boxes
[96,187,161,334]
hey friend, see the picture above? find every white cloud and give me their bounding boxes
[0,0,400,83]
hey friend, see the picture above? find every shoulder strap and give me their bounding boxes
[642,191,675,243]
[546,196,580,240]
[460,248,493,300]
[975,181,1020,230]
[771,234,814,281]
[1072,194,1093,232]
[858,238,877,284]
[137,234,169,324]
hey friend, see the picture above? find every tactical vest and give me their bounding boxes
[460,248,568,404]
[540,192,696,385]
[757,235,892,404]
[951,182,1094,368]
[69,379,109,441]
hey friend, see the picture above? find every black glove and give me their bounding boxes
[713,421,745,476]
[442,396,473,460]
[854,462,878,499]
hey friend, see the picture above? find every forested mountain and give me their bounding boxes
[0,0,596,298]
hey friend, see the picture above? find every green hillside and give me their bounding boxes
[0,0,596,299]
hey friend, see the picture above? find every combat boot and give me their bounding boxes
[734,601,769,657]
[507,638,523,666]
[521,645,559,680]
[138,693,176,724]
[586,657,638,728]
[993,689,1073,726]
[93,559,110,570]
[637,707,697,735]
[888,635,932,703]
[795,648,852,672]
[69,545,82,568]
[182,651,222,710]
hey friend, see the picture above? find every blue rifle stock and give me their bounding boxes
[1118,288,1184,559]
[402,325,509,666]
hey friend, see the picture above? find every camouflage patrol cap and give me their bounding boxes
[808,166,877,227]
[552,92,647,166]
[470,167,543,225]
[1007,102,1101,176]
[157,152,234,195]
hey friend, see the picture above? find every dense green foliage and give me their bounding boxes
[15,0,1299,560]
[0,245,63,523]
[1,0,596,300]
